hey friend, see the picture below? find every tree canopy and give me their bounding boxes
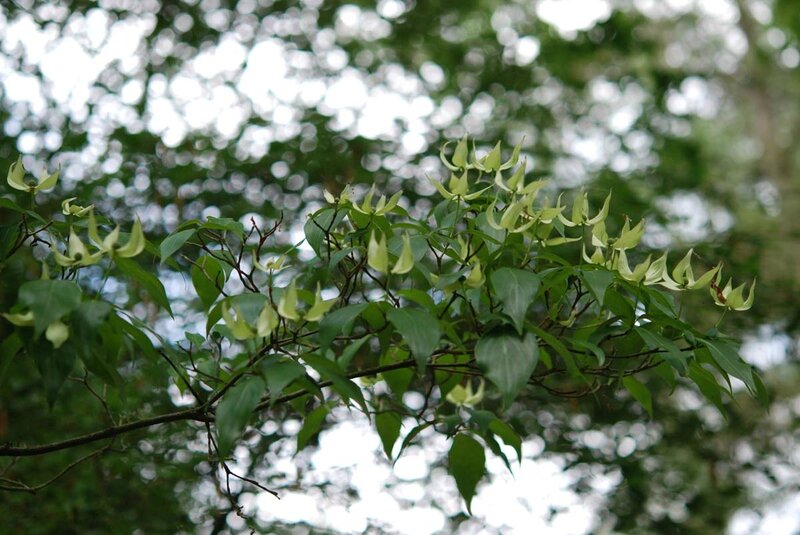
[1,1,798,533]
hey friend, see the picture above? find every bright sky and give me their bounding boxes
[0,0,793,533]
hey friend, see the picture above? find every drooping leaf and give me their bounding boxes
[191,254,226,310]
[375,411,402,460]
[386,307,441,372]
[701,338,756,393]
[318,303,368,352]
[488,419,522,463]
[635,327,688,374]
[530,325,582,378]
[579,268,615,306]
[71,301,121,388]
[30,337,76,406]
[304,208,346,257]
[475,329,538,406]
[215,376,266,457]
[301,353,367,412]
[688,361,727,414]
[490,268,540,333]
[115,257,173,316]
[622,376,653,417]
[0,333,23,387]
[261,358,307,405]
[297,404,329,452]
[448,433,485,514]
[19,280,82,336]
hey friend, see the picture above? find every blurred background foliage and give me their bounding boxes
[1,0,799,533]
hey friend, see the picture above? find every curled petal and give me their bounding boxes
[367,231,389,274]
[305,284,337,322]
[6,157,27,191]
[222,303,255,340]
[256,303,279,337]
[2,310,35,327]
[391,234,414,275]
[277,281,301,321]
[115,217,146,258]
[465,259,485,288]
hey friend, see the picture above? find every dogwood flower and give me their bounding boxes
[439,135,472,171]
[51,228,103,267]
[6,156,59,193]
[323,185,353,206]
[471,139,523,173]
[429,170,491,201]
[670,249,721,290]
[710,271,756,311]
[88,210,146,258]
[253,252,287,273]
[446,380,485,407]
[61,198,94,217]
[351,185,402,216]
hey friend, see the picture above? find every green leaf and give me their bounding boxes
[448,433,485,514]
[304,208,346,257]
[483,433,513,473]
[202,217,244,237]
[215,376,266,457]
[159,229,195,265]
[375,412,402,460]
[580,268,615,306]
[381,348,414,397]
[688,361,726,414]
[30,337,76,406]
[753,371,770,408]
[475,329,538,407]
[700,338,756,392]
[301,353,367,412]
[228,293,267,324]
[622,376,653,417]
[490,268,540,333]
[530,325,582,378]
[604,288,635,326]
[115,257,173,316]
[397,289,437,313]
[386,307,441,373]
[0,198,46,223]
[571,338,605,366]
[185,332,205,346]
[338,336,370,370]
[297,404,328,451]
[397,422,433,459]
[635,327,688,374]
[488,419,522,463]
[261,358,306,404]
[318,303,368,352]
[0,223,21,260]
[0,333,23,387]
[114,313,159,362]
[19,280,82,336]
[71,301,121,388]
[192,255,226,310]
